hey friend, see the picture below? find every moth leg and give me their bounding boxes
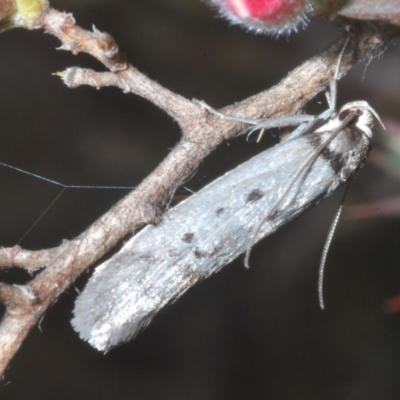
[197,99,315,133]
[287,108,332,140]
[256,127,266,143]
[328,34,351,112]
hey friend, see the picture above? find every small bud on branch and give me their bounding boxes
[0,0,48,30]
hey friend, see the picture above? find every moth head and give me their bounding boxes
[339,101,385,139]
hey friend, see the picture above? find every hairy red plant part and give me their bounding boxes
[207,0,311,35]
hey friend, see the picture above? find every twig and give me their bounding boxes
[0,245,67,272]
[60,68,131,92]
[0,6,397,376]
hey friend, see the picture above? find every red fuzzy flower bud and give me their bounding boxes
[207,0,312,35]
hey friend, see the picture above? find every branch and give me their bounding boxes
[0,245,65,272]
[0,7,398,376]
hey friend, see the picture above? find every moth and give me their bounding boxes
[72,45,383,352]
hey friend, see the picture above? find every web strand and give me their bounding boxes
[0,161,135,190]
[1,160,135,244]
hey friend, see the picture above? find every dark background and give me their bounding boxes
[0,1,400,399]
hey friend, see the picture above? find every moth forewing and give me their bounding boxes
[72,102,376,351]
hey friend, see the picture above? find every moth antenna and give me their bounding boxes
[366,105,385,130]
[367,106,385,130]
[318,183,350,309]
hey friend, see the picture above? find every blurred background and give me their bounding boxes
[0,1,400,399]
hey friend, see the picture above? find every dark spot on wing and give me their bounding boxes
[182,232,194,243]
[194,249,205,258]
[307,134,342,175]
[268,209,282,220]
[246,189,264,203]
[216,207,224,215]
[193,244,223,259]
[167,249,180,258]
